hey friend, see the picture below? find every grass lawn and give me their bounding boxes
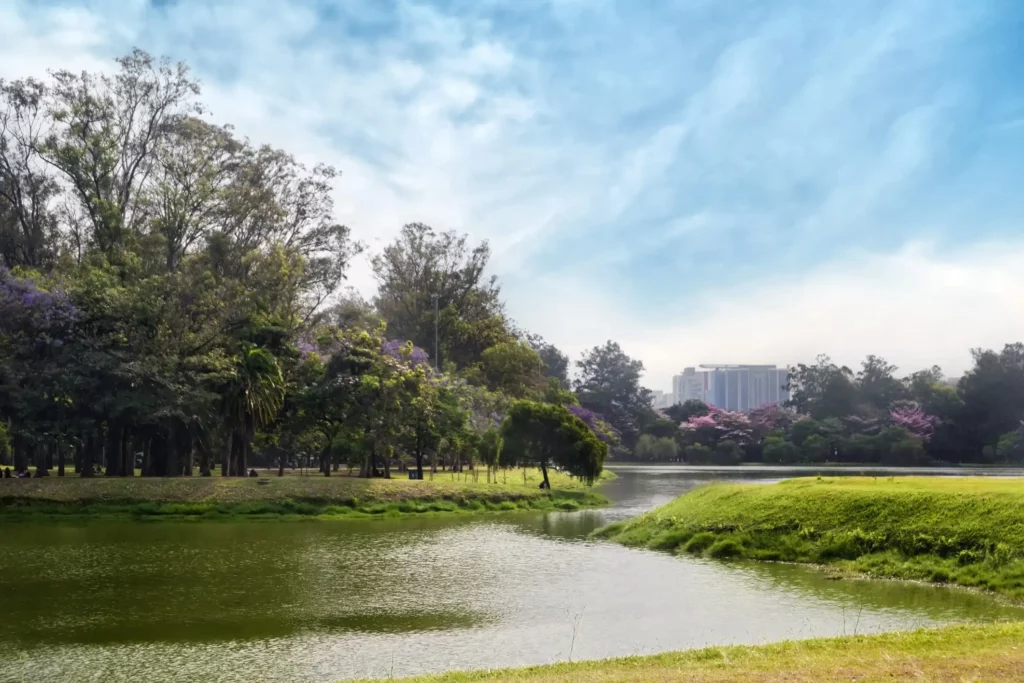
[0,468,612,520]
[355,621,1024,682]
[596,476,1024,599]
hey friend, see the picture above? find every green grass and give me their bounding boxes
[596,476,1024,599]
[0,468,611,521]
[354,621,1024,682]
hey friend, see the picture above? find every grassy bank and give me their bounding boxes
[0,469,611,521]
[356,621,1024,682]
[596,477,1024,598]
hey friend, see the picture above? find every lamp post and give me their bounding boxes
[432,293,439,371]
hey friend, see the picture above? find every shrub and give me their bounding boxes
[708,538,744,559]
[683,532,716,554]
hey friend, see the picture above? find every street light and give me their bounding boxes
[431,293,439,370]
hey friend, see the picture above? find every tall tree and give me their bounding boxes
[525,333,569,386]
[857,355,907,412]
[786,355,860,420]
[0,79,59,269]
[573,341,655,449]
[372,223,509,368]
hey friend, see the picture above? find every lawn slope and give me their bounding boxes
[355,622,1024,682]
[597,477,1024,598]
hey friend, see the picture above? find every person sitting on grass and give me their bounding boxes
[248,468,258,478]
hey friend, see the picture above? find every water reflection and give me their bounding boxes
[1,466,1021,683]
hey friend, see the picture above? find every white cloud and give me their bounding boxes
[518,240,1024,390]
[2,0,1020,398]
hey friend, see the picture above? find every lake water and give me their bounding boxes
[2,466,1023,683]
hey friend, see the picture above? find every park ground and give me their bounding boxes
[0,468,612,520]
[356,621,1024,682]
[597,476,1024,599]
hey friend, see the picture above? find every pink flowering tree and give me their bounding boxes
[680,408,753,446]
[748,404,805,441]
[889,402,939,442]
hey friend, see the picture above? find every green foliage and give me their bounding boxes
[480,340,545,398]
[634,434,679,462]
[663,399,709,424]
[574,341,656,449]
[500,400,607,485]
[762,437,802,464]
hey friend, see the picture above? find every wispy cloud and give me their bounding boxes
[2,0,1023,388]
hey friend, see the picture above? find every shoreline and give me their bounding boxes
[0,470,612,522]
[596,477,1024,600]
[353,621,1024,682]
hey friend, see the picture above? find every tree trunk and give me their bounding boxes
[277,450,285,477]
[222,430,231,477]
[200,444,211,477]
[141,437,151,477]
[321,445,332,477]
[382,446,391,479]
[415,451,424,480]
[106,427,121,477]
[57,444,66,476]
[121,429,133,477]
[539,461,550,489]
[80,432,94,477]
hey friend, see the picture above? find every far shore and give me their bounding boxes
[0,468,613,521]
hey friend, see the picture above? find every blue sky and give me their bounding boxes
[3,0,1024,389]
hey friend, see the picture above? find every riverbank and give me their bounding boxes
[596,477,1024,599]
[0,469,611,521]
[356,621,1024,682]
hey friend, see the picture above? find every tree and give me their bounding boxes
[574,341,655,449]
[480,340,545,398]
[663,399,709,424]
[0,79,59,269]
[634,434,678,462]
[372,223,509,369]
[802,434,830,462]
[221,345,285,476]
[763,437,802,464]
[857,355,907,411]
[501,400,606,487]
[525,333,569,386]
[787,355,860,420]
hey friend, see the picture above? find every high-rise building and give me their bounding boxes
[649,390,673,410]
[671,364,789,412]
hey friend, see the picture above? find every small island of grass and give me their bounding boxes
[0,468,612,521]
[596,476,1024,599]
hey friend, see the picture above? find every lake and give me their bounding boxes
[2,466,1023,683]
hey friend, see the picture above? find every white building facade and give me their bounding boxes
[671,364,790,412]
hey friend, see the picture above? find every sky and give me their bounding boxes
[2,0,1024,391]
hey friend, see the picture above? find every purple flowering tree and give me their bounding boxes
[568,404,620,447]
[382,339,431,368]
[889,402,939,442]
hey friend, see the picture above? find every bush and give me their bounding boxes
[713,440,743,466]
[762,437,802,464]
[683,443,713,464]
[708,538,744,559]
[683,531,717,554]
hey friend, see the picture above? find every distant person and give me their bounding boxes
[2,467,10,478]
[248,468,258,478]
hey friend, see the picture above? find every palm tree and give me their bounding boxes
[222,345,284,476]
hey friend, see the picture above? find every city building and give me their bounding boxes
[649,390,673,410]
[671,364,790,412]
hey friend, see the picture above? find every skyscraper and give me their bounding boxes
[671,365,789,412]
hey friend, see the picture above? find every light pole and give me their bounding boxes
[432,293,439,371]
